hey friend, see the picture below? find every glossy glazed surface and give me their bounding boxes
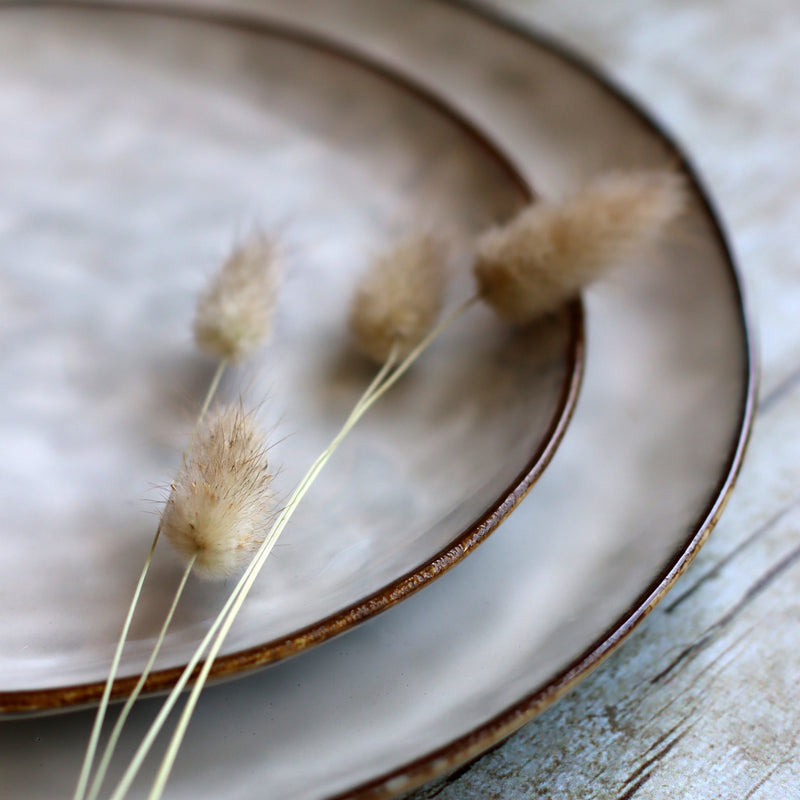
[0,3,581,707]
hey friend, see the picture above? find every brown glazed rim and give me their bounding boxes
[328,2,759,799]
[0,1,586,716]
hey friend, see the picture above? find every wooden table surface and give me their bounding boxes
[408,1,800,798]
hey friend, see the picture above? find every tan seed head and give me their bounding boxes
[161,404,275,580]
[349,234,448,364]
[474,169,687,324]
[194,234,280,362]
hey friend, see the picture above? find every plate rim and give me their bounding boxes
[0,0,586,716]
[322,1,758,797]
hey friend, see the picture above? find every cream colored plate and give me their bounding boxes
[0,1,753,799]
[0,2,582,710]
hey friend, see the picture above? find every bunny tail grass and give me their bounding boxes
[142,296,479,800]
[73,361,226,800]
[349,233,448,364]
[474,169,686,324]
[107,348,399,800]
[194,234,281,363]
[161,404,276,581]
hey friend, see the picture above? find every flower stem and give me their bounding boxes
[107,349,398,800]
[198,360,227,430]
[73,359,226,800]
[118,294,479,800]
[72,528,161,800]
[85,554,197,800]
[145,357,400,800]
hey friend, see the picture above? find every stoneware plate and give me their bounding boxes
[0,1,755,799]
[0,2,584,714]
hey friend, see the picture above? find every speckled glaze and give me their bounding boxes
[0,2,753,800]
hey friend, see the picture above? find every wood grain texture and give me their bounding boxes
[407,1,800,798]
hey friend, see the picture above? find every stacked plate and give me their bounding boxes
[0,2,754,799]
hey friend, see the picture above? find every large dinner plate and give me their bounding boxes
[0,1,754,799]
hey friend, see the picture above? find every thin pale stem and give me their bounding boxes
[74,359,227,800]
[122,295,478,800]
[72,528,161,800]
[180,359,228,467]
[85,554,197,800]
[198,360,227,429]
[146,299,477,798]
[107,349,398,800]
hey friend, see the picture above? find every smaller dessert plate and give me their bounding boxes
[0,2,582,714]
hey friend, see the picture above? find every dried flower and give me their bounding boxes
[161,404,275,580]
[474,169,687,324]
[194,234,280,362]
[349,233,448,364]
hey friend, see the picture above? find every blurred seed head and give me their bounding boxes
[474,169,687,324]
[194,234,280,362]
[349,233,448,364]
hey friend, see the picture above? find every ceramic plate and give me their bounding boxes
[0,1,755,799]
[0,2,583,713]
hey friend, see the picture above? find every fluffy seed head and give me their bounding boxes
[161,404,275,580]
[349,234,448,364]
[474,169,687,324]
[194,235,280,362]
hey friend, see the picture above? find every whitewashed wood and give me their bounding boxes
[407,1,800,798]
